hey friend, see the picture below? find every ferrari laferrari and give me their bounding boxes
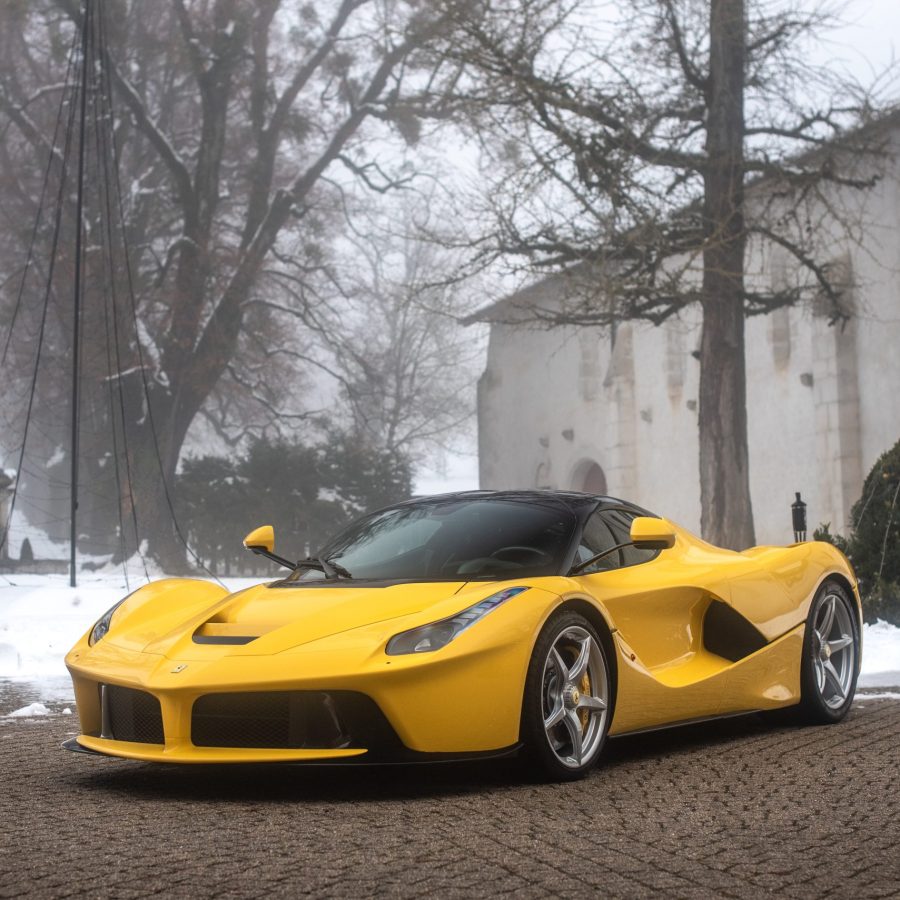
[64,491,862,779]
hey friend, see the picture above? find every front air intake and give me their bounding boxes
[191,691,401,753]
[100,684,164,745]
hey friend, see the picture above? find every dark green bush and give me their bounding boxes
[815,436,900,625]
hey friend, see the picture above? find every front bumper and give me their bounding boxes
[64,607,536,763]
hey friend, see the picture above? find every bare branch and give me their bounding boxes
[662,0,709,93]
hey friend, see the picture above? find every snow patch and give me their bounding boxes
[46,446,65,468]
[6,701,50,718]
[855,691,900,702]
[859,620,900,687]
[0,519,68,563]
[0,643,20,671]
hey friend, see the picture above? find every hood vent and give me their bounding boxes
[192,622,263,646]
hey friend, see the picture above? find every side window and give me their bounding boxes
[574,512,620,573]
[601,509,658,567]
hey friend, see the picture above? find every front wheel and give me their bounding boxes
[795,580,860,724]
[520,611,612,781]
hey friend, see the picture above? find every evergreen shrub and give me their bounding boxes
[815,436,900,625]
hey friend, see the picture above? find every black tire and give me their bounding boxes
[787,579,860,725]
[520,610,612,781]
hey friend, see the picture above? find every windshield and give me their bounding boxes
[284,497,578,583]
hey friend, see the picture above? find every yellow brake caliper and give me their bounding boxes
[579,671,591,730]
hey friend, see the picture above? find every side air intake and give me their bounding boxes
[703,600,768,662]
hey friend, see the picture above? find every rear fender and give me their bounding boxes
[730,542,858,640]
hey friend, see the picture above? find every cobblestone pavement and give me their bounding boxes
[1,699,899,899]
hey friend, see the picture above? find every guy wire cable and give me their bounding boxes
[92,7,148,586]
[96,4,225,586]
[68,0,95,587]
[91,28,131,592]
[0,26,82,562]
[0,24,80,369]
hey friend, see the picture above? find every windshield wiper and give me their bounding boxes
[294,556,353,579]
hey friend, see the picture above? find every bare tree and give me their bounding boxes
[0,0,470,567]
[434,0,892,547]
[283,202,479,462]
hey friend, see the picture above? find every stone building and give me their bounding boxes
[470,128,900,546]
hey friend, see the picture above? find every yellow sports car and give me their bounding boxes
[64,491,861,779]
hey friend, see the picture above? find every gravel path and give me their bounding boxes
[1,698,899,898]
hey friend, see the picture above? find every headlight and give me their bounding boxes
[88,597,128,646]
[386,586,528,655]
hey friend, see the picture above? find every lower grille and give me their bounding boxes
[191,691,401,752]
[101,684,164,744]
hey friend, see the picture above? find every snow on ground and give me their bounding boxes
[858,619,900,688]
[6,701,50,717]
[0,572,898,717]
[853,692,900,703]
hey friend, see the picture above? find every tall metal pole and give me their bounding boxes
[70,0,91,588]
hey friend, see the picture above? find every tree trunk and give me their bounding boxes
[139,475,192,573]
[698,0,756,549]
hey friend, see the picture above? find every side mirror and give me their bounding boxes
[243,524,275,553]
[630,516,676,550]
[243,525,294,569]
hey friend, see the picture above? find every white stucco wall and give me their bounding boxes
[478,309,704,530]
[476,127,900,547]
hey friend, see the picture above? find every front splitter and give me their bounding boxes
[62,736,521,766]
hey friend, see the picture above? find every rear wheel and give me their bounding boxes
[793,580,859,724]
[520,611,611,781]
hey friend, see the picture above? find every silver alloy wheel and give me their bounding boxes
[813,592,856,709]
[541,626,609,769]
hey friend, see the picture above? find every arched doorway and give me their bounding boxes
[571,459,608,495]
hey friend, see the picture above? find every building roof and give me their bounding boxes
[464,109,900,327]
[463,262,592,324]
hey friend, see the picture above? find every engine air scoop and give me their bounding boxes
[193,622,262,645]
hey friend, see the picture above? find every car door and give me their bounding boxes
[580,507,705,670]
[574,507,731,732]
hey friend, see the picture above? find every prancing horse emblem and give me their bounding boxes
[171,664,188,673]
